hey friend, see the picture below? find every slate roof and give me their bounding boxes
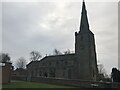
[27,53,76,67]
[40,53,76,62]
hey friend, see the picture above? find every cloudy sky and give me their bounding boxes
[1,0,119,74]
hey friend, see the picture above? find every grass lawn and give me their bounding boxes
[2,81,74,88]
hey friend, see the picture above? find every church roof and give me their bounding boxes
[40,53,75,62]
[26,61,39,67]
[27,54,76,67]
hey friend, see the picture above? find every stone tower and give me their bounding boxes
[75,0,98,81]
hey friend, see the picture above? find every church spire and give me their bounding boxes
[79,0,89,33]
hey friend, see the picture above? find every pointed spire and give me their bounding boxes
[79,0,89,33]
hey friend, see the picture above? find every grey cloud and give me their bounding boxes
[2,1,118,74]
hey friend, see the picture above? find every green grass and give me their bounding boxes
[2,81,73,88]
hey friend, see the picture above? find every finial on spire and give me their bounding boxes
[82,0,86,10]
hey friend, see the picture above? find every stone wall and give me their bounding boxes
[31,77,120,88]
[11,76,27,81]
[11,76,120,88]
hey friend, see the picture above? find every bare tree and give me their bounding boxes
[0,53,11,63]
[98,64,109,79]
[97,63,112,81]
[53,49,62,55]
[98,64,106,75]
[30,51,42,61]
[64,49,71,54]
[15,57,27,69]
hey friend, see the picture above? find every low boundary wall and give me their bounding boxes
[12,76,27,81]
[11,76,120,88]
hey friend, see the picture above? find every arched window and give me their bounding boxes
[49,62,51,66]
[56,61,59,65]
[65,61,67,65]
[42,62,44,66]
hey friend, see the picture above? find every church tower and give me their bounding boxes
[75,0,98,81]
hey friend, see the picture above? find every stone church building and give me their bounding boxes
[27,1,98,81]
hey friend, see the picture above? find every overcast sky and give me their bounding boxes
[1,0,118,74]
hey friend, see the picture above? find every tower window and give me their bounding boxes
[80,47,84,50]
[80,35,83,41]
